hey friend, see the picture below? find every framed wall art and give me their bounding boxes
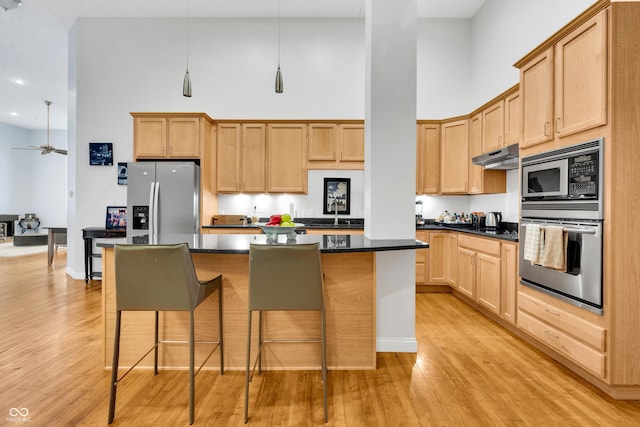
[89,142,113,166]
[323,177,351,215]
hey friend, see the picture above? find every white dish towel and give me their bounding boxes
[523,224,543,264]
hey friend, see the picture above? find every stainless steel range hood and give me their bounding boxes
[472,143,519,170]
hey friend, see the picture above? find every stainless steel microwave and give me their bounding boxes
[521,138,604,220]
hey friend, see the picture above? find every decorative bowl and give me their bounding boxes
[255,222,305,239]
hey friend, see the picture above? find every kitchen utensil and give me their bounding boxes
[485,212,502,230]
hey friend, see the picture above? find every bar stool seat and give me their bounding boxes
[244,242,327,423]
[108,243,224,425]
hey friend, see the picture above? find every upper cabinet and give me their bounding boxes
[440,118,469,194]
[267,123,308,193]
[307,122,364,170]
[517,9,607,154]
[416,123,440,195]
[482,99,505,153]
[504,90,521,146]
[216,123,266,193]
[132,113,212,159]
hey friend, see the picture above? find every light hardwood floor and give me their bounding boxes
[2,251,640,426]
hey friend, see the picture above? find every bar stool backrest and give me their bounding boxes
[114,243,200,311]
[248,243,324,311]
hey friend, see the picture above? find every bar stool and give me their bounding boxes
[108,243,224,425]
[244,243,327,423]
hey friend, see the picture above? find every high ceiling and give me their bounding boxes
[0,0,485,131]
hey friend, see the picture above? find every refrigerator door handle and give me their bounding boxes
[148,181,156,236]
[152,181,160,236]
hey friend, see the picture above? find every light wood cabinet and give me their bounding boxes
[338,124,365,162]
[457,234,502,315]
[307,122,364,170]
[416,123,440,195]
[440,119,469,194]
[482,100,505,153]
[216,123,266,193]
[266,123,308,193]
[504,91,521,146]
[517,291,606,378]
[416,230,428,285]
[132,113,211,159]
[517,9,607,153]
[501,242,518,324]
[445,232,458,287]
[427,232,447,284]
[468,114,483,194]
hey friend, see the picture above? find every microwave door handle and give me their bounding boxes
[562,227,596,235]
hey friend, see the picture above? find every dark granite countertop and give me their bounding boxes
[202,217,365,230]
[97,233,427,254]
[416,223,519,242]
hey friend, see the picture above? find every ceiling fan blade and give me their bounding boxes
[11,146,40,150]
[53,149,68,155]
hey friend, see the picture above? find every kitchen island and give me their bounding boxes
[99,233,426,371]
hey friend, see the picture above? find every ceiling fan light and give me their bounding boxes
[0,0,22,12]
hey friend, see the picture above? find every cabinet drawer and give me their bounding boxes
[457,234,501,256]
[518,311,606,379]
[518,292,605,351]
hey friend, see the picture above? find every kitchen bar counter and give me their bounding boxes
[99,233,425,372]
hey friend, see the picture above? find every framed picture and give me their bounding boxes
[323,177,351,215]
[323,234,351,249]
[89,142,113,165]
[105,206,127,230]
[117,162,128,185]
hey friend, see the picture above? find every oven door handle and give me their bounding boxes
[562,227,596,235]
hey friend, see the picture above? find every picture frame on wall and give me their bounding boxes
[323,177,351,215]
[117,162,128,185]
[89,142,113,166]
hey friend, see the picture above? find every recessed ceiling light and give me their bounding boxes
[11,78,26,85]
[10,112,18,116]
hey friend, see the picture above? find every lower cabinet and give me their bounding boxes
[427,231,447,283]
[416,230,428,286]
[517,291,606,379]
[457,234,502,315]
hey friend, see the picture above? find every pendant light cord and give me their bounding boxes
[185,0,190,72]
[46,100,51,147]
[277,0,281,67]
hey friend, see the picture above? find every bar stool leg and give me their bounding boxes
[244,310,252,424]
[218,285,224,374]
[322,309,328,423]
[108,311,122,424]
[154,311,159,375]
[189,311,195,425]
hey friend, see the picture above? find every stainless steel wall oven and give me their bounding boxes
[520,138,604,314]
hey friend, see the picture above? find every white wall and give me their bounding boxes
[0,122,67,227]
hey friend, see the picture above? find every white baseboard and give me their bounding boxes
[376,337,418,353]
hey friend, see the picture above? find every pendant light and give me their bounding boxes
[275,0,283,93]
[182,0,192,97]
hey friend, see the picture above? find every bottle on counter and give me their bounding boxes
[251,206,259,225]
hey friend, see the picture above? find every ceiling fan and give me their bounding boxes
[12,100,67,156]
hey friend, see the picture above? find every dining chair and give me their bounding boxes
[244,242,327,423]
[108,243,224,425]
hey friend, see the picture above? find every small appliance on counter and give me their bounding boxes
[415,201,424,225]
[485,212,502,231]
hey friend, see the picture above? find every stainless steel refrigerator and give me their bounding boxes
[126,161,200,238]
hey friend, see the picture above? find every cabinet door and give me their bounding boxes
[520,48,554,149]
[468,114,483,194]
[501,243,518,324]
[428,232,447,283]
[168,117,200,157]
[134,117,167,158]
[505,91,521,146]
[216,123,241,192]
[445,233,458,286]
[267,124,308,193]
[476,252,502,315]
[339,124,365,162]
[416,125,423,194]
[241,123,266,192]
[441,119,469,194]
[308,123,337,161]
[555,10,607,139]
[417,124,440,194]
[482,100,504,153]
[415,231,428,285]
[457,247,475,298]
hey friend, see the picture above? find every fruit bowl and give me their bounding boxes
[255,222,305,239]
